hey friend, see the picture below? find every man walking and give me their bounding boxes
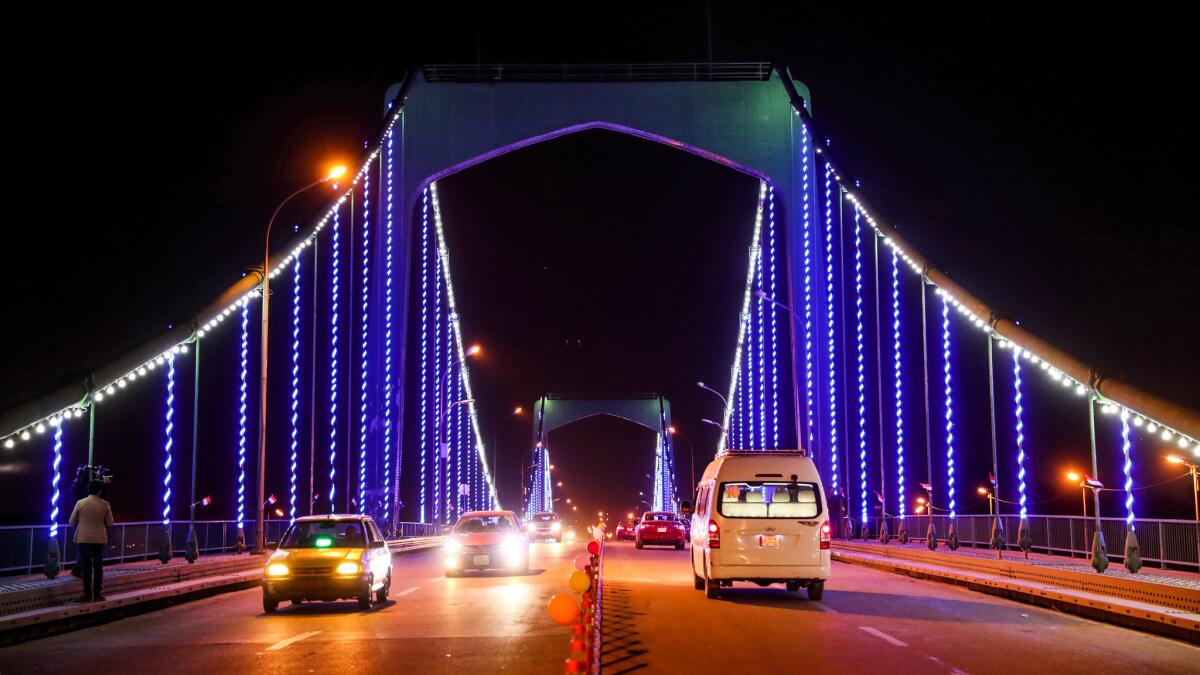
[69,481,114,602]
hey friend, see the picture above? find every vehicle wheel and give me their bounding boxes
[357,586,372,610]
[292,599,304,605]
[375,573,391,603]
[704,575,720,600]
[263,594,279,614]
[807,580,825,601]
[635,540,643,550]
[675,542,684,550]
[693,572,704,590]
[786,581,802,593]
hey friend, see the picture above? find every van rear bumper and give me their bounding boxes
[709,562,830,582]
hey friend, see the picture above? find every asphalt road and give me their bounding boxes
[0,541,582,674]
[2,541,1196,674]
[599,540,1198,673]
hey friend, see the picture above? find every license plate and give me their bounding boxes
[657,527,667,532]
[473,555,490,566]
[759,535,782,547]
[300,580,323,591]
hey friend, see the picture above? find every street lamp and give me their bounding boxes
[1166,455,1200,564]
[669,425,697,491]
[696,381,728,407]
[1065,470,1104,561]
[254,164,347,554]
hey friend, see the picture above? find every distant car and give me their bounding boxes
[444,510,529,576]
[635,511,686,550]
[526,511,563,542]
[261,514,393,613]
[615,519,637,541]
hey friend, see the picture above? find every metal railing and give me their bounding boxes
[842,513,1200,572]
[0,520,443,575]
[422,62,774,83]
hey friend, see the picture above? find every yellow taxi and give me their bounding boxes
[261,514,392,613]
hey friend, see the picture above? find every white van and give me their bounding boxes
[687,450,830,600]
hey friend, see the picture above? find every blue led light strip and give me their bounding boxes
[853,207,867,524]
[357,164,371,515]
[941,295,957,519]
[290,258,301,522]
[162,354,176,526]
[721,182,766,451]
[755,217,766,448]
[433,234,443,522]
[419,187,429,522]
[327,206,341,512]
[237,301,249,530]
[382,135,395,528]
[768,187,780,447]
[1012,349,1028,519]
[49,420,63,538]
[443,304,452,523]
[891,250,905,520]
[800,126,817,456]
[1121,411,1135,528]
[824,162,842,494]
[456,368,463,518]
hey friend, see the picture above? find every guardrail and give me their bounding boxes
[0,520,443,575]
[846,513,1200,572]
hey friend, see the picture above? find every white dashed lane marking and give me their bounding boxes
[266,630,321,651]
[859,626,908,647]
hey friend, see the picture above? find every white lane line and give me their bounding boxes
[431,576,447,583]
[397,586,420,596]
[859,626,908,647]
[266,630,321,651]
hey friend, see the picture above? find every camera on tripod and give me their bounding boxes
[72,464,113,500]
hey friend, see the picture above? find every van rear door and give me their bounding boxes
[717,481,823,567]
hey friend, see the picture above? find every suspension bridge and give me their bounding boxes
[1,63,1197,668]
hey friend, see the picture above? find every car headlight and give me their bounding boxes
[267,563,289,577]
[445,539,463,554]
[527,523,536,532]
[500,536,521,554]
[335,561,360,575]
[551,522,562,533]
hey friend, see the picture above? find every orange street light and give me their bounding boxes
[915,505,926,514]
[549,464,555,470]
[916,496,927,505]
[572,505,578,511]
[976,486,989,496]
[668,425,677,435]
[1066,471,1081,483]
[1166,456,1185,465]
[325,165,348,181]
[556,481,563,487]
[513,406,524,415]
[627,512,634,519]
[566,498,571,503]
[466,344,482,357]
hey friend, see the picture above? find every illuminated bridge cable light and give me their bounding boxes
[358,164,371,515]
[824,162,842,494]
[942,296,957,519]
[419,190,430,522]
[853,207,867,525]
[49,422,63,539]
[756,208,766,448]
[1121,411,1135,528]
[722,182,767,451]
[290,258,302,522]
[162,354,176,526]
[382,140,396,529]
[800,126,817,458]
[236,302,250,532]
[1012,349,1028,519]
[433,227,443,523]
[891,250,905,520]
[328,205,342,513]
[768,187,780,448]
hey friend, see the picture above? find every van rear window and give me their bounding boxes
[718,482,821,519]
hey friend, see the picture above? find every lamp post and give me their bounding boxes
[1166,456,1200,566]
[977,486,1002,559]
[696,381,728,408]
[1066,470,1104,566]
[255,164,346,554]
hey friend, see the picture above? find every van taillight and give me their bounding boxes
[820,521,831,550]
[708,520,720,549]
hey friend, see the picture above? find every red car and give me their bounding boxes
[615,519,637,541]
[635,511,686,550]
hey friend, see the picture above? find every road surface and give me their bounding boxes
[2,541,1196,673]
[600,540,1198,673]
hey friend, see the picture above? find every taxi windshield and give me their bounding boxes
[455,515,515,533]
[281,520,365,548]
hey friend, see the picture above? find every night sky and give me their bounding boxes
[2,8,1196,525]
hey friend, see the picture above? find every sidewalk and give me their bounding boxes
[831,540,1200,643]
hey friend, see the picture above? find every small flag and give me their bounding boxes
[201,496,212,506]
[874,491,884,503]
[988,472,996,485]
[265,494,277,506]
[919,482,932,492]
[1084,475,1104,489]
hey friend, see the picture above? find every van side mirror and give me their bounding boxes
[679,500,693,515]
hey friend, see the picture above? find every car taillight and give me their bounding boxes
[820,521,831,550]
[708,520,720,549]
